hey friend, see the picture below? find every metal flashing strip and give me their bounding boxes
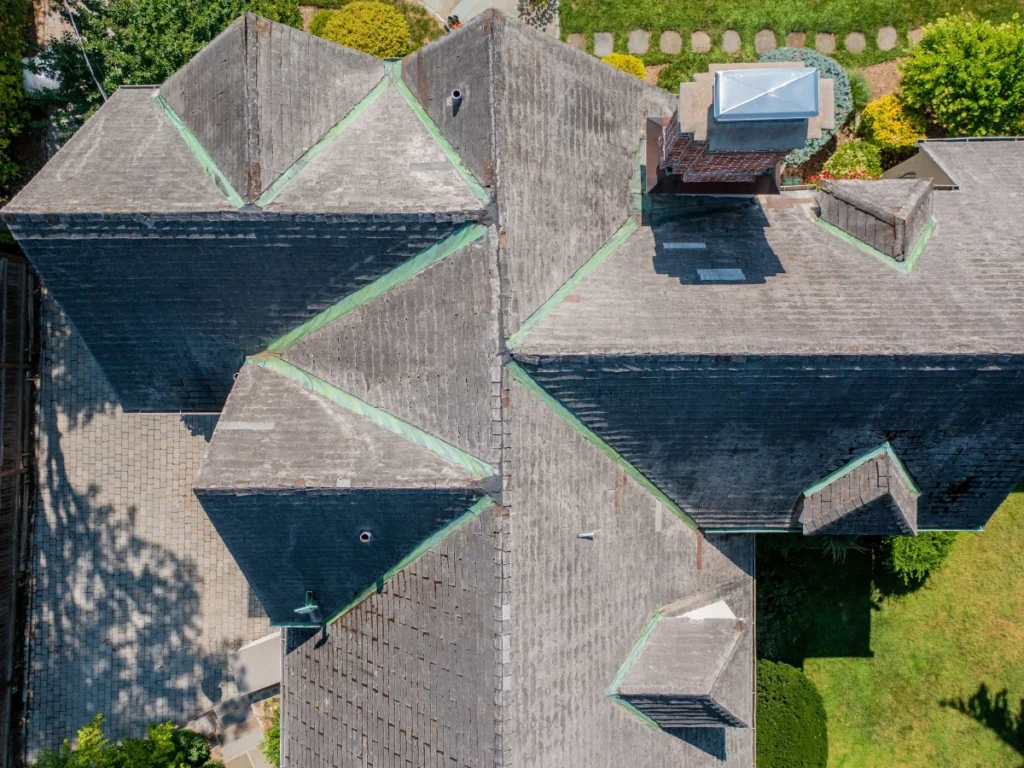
[270,621,320,629]
[704,527,802,534]
[255,74,390,207]
[816,216,937,274]
[153,92,245,209]
[606,612,664,731]
[802,440,921,500]
[507,361,699,530]
[385,59,491,205]
[251,356,497,480]
[264,223,488,353]
[323,495,494,626]
[507,218,639,349]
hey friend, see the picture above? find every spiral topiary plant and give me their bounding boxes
[759,47,853,166]
[602,53,645,80]
[320,1,409,58]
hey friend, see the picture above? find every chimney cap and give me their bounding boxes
[713,67,819,122]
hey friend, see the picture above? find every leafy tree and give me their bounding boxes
[901,13,1024,136]
[756,660,828,768]
[32,0,302,135]
[0,0,31,194]
[32,714,223,768]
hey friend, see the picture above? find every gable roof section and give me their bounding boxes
[3,88,232,214]
[160,13,386,202]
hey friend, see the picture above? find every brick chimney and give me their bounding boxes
[655,64,834,187]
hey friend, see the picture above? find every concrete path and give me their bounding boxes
[25,293,270,757]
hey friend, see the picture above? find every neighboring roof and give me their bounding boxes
[517,140,1024,356]
[3,88,232,214]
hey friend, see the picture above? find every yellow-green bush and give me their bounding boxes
[602,53,645,80]
[321,1,409,58]
[309,8,334,37]
[820,139,883,180]
[858,94,926,152]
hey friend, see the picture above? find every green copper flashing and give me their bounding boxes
[251,355,497,480]
[703,527,802,534]
[263,223,488,353]
[816,216,937,274]
[386,60,491,205]
[323,495,494,626]
[803,441,921,500]
[153,92,245,209]
[607,612,664,731]
[255,75,389,207]
[507,218,639,349]
[507,361,699,530]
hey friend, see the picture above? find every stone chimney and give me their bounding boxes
[818,179,934,263]
[655,63,834,186]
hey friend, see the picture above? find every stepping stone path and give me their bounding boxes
[567,33,586,50]
[660,30,681,54]
[908,27,924,46]
[594,32,614,57]
[786,32,806,48]
[877,25,898,50]
[691,30,711,53]
[722,29,741,53]
[845,31,865,53]
[815,32,835,53]
[628,29,650,54]
[755,29,776,53]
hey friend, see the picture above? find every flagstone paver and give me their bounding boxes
[567,32,586,50]
[594,31,614,57]
[691,30,711,53]
[25,294,271,758]
[755,29,777,53]
[815,32,836,53]
[877,25,898,50]
[845,31,866,53]
[659,30,681,53]
[628,29,650,54]
[785,32,806,48]
[722,29,742,53]
[908,27,924,46]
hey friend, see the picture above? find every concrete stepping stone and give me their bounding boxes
[660,30,682,54]
[877,26,898,51]
[815,32,835,53]
[755,29,777,53]
[594,32,614,57]
[567,33,586,50]
[628,29,650,54]
[691,30,711,53]
[908,27,924,47]
[786,32,806,48]
[722,29,741,53]
[845,31,865,53]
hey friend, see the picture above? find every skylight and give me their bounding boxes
[713,67,820,122]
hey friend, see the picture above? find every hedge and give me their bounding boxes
[759,47,853,166]
[320,1,410,57]
[756,660,829,768]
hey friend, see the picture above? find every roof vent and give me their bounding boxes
[818,179,934,267]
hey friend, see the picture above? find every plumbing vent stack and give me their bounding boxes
[819,178,933,262]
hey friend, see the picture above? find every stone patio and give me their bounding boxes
[24,294,270,757]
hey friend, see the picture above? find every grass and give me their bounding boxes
[757,486,1024,767]
[560,0,1024,85]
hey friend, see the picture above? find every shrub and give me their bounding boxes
[858,94,927,152]
[602,53,645,80]
[309,8,334,37]
[310,0,440,51]
[846,68,872,115]
[260,701,281,768]
[756,660,829,768]
[760,48,853,166]
[901,13,1024,136]
[821,139,882,180]
[320,1,409,57]
[882,532,958,585]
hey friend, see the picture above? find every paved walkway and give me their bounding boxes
[25,294,270,757]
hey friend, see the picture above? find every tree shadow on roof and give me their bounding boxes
[940,684,1024,766]
[650,196,783,285]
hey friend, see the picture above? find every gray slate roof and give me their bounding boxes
[518,140,1024,356]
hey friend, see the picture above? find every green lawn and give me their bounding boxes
[560,0,1024,82]
[757,487,1024,767]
